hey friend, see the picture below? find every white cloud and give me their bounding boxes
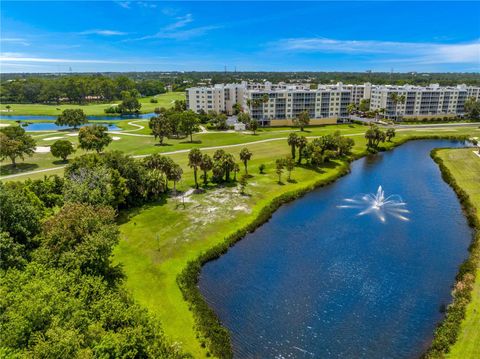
[1,38,30,46]
[0,54,128,64]
[126,13,221,42]
[79,29,128,36]
[270,37,480,65]
[164,13,193,31]
[116,1,131,9]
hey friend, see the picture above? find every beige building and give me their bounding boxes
[186,82,480,125]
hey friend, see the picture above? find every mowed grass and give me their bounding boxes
[3,123,480,180]
[0,92,184,116]
[114,141,353,357]
[113,130,479,357]
[438,148,480,359]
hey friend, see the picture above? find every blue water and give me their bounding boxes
[19,122,122,131]
[0,113,155,122]
[199,140,472,359]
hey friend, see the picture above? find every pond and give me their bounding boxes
[19,122,122,131]
[0,113,155,122]
[199,140,472,359]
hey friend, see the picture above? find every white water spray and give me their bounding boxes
[338,186,410,223]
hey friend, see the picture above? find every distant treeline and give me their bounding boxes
[0,75,166,104]
[2,71,480,89]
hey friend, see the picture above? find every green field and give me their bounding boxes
[438,148,480,359]
[2,122,480,357]
[0,92,185,116]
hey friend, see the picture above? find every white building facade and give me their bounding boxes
[186,82,480,125]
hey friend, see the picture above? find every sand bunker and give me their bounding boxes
[112,136,121,141]
[66,133,79,137]
[35,146,51,153]
[43,136,64,141]
[0,123,10,127]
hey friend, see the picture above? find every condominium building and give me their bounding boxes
[369,84,478,118]
[186,82,480,125]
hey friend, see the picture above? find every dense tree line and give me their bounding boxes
[0,75,166,104]
[0,178,187,358]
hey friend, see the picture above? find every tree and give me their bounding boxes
[179,110,200,142]
[294,111,310,131]
[285,156,295,181]
[239,174,248,195]
[50,140,75,162]
[167,163,183,194]
[173,99,187,111]
[259,163,266,174]
[249,119,258,135]
[287,132,299,159]
[359,99,370,113]
[117,90,141,114]
[55,109,88,129]
[0,126,36,167]
[233,163,240,181]
[188,148,203,189]
[237,112,250,124]
[386,128,396,142]
[39,203,119,276]
[275,159,285,183]
[78,125,112,153]
[5,105,11,111]
[200,153,213,185]
[239,147,252,175]
[389,93,405,121]
[149,114,171,145]
[347,103,357,117]
[464,97,480,120]
[336,136,355,156]
[365,124,386,149]
[232,102,242,115]
[296,136,308,164]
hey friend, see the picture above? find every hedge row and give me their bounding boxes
[177,160,352,358]
[424,149,480,358]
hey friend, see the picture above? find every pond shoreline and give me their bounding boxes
[176,134,472,358]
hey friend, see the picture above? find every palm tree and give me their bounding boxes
[347,103,357,118]
[239,147,252,175]
[200,153,213,185]
[188,148,203,189]
[296,136,308,164]
[389,93,405,121]
[287,132,299,159]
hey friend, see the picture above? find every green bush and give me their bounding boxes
[424,149,480,358]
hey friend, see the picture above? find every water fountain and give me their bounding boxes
[338,185,410,222]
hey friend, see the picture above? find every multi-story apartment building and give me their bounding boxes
[186,82,480,125]
[369,84,477,118]
[186,83,245,115]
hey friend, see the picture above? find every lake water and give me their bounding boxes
[199,140,472,359]
[19,122,122,131]
[0,113,155,122]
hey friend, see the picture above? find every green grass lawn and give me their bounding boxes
[0,92,184,116]
[3,123,479,180]
[438,148,480,359]
[2,121,480,357]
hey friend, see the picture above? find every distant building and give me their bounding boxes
[186,82,480,125]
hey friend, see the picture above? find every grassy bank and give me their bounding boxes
[0,92,184,116]
[113,131,475,358]
[427,148,480,359]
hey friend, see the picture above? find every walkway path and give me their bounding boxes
[3,124,479,180]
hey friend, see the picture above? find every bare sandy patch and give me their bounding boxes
[35,146,51,153]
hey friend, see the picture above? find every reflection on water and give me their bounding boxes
[200,140,471,359]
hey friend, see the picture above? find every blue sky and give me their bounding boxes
[1,1,479,73]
